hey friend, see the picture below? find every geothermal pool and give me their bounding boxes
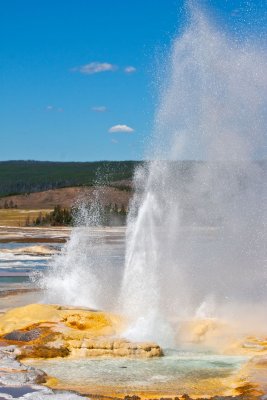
[0,227,266,396]
[0,3,266,397]
[0,242,51,275]
[26,350,247,396]
[0,226,256,396]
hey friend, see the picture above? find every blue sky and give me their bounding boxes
[0,0,266,161]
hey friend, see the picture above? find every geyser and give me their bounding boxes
[36,191,124,310]
[118,4,267,344]
[39,3,267,347]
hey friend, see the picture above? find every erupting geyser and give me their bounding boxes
[118,4,267,345]
[39,3,267,347]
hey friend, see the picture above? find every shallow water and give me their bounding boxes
[0,242,59,276]
[0,241,56,309]
[28,350,247,396]
[0,228,127,311]
[0,386,38,398]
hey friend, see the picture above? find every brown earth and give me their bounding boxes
[0,186,132,210]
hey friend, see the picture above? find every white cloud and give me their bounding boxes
[91,106,107,112]
[45,105,64,112]
[108,124,134,133]
[111,138,118,144]
[73,62,117,75]
[124,66,136,74]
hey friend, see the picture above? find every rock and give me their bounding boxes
[0,304,163,359]
[0,347,47,386]
[0,304,61,335]
[66,337,162,358]
[225,336,267,355]
[18,345,70,360]
[4,329,41,342]
[0,347,85,398]
[0,303,122,337]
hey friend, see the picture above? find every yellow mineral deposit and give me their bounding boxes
[0,304,162,359]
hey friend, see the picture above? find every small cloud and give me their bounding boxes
[124,66,136,74]
[91,106,107,113]
[72,62,117,75]
[108,124,134,133]
[45,105,64,112]
[111,138,118,144]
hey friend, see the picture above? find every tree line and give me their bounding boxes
[29,203,128,227]
[0,160,139,196]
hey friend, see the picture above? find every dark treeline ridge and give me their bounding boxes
[0,160,266,198]
[0,159,205,197]
[0,160,140,196]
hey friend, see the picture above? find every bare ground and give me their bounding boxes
[0,186,132,210]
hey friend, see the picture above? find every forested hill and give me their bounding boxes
[0,159,266,198]
[0,160,140,196]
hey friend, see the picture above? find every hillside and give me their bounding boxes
[0,186,132,210]
[0,160,139,197]
[1,160,266,212]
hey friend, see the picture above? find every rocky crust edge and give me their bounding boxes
[0,345,85,399]
[0,304,163,360]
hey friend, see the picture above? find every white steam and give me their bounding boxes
[118,5,267,345]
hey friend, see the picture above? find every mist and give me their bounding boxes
[37,3,267,348]
[119,4,267,345]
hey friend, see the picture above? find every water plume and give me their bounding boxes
[37,2,267,349]
[36,188,122,310]
[118,3,267,345]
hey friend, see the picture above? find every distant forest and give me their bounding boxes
[0,159,266,198]
[0,160,140,196]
